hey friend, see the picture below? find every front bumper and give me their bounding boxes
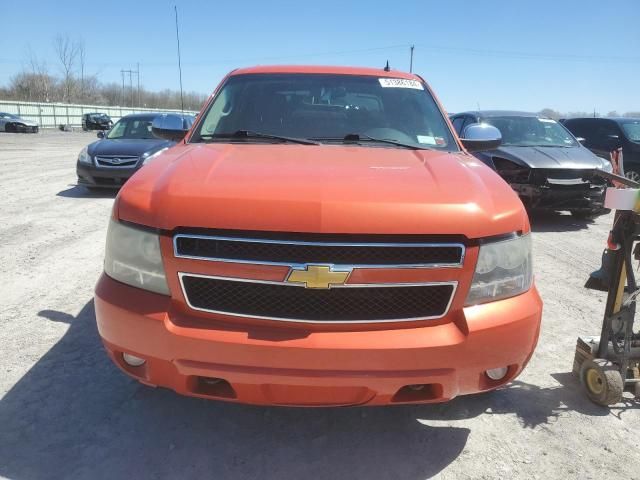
[10,124,38,133]
[76,162,139,188]
[498,168,607,211]
[95,274,542,406]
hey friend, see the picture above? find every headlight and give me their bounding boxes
[142,147,169,165]
[104,219,169,295]
[78,146,92,165]
[599,160,613,173]
[465,234,533,306]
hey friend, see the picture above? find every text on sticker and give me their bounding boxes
[379,78,424,90]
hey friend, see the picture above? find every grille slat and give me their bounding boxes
[175,235,464,267]
[180,275,455,322]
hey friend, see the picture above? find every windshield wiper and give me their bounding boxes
[200,130,319,145]
[312,133,431,150]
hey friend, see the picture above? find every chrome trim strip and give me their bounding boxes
[173,234,466,269]
[177,272,458,324]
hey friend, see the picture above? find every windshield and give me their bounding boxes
[621,120,640,143]
[90,113,109,121]
[107,117,155,139]
[482,116,577,147]
[191,73,457,151]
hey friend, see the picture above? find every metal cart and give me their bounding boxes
[574,171,640,406]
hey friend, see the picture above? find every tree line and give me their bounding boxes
[539,108,640,120]
[0,34,207,111]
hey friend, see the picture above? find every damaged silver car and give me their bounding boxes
[450,111,611,218]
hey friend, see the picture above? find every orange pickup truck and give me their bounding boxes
[95,65,542,406]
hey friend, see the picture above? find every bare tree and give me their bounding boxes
[54,34,80,102]
[539,108,562,120]
[25,47,53,102]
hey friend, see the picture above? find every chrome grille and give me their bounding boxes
[174,234,465,268]
[95,155,139,168]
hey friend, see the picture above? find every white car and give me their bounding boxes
[0,112,39,133]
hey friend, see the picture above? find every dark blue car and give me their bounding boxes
[76,112,194,189]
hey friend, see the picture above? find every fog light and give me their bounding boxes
[486,367,508,381]
[122,352,146,367]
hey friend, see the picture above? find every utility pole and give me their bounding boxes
[137,62,140,108]
[409,45,415,73]
[121,66,140,107]
[121,70,125,106]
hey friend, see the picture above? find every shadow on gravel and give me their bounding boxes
[529,210,596,233]
[57,185,118,199]
[1,302,636,480]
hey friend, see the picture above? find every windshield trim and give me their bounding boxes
[187,72,460,152]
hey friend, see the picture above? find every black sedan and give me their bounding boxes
[76,112,194,189]
[450,111,612,217]
[82,112,113,131]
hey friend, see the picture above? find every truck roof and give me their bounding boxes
[230,65,420,80]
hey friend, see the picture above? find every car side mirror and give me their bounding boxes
[576,137,586,144]
[97,131,105,139]
[152,113,190,141]
[460,123,502,152]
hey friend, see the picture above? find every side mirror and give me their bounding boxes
[152,113,190,141]
[97,131,105,139]
[576,137,586,144]
[460,123,502,152]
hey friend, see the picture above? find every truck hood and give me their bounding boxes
[117,143,529,239]
[490,145,606,170]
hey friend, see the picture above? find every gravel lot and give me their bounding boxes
[1,130,639,480]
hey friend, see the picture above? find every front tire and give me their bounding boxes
[625,168,640,184]
[580,358,623,406]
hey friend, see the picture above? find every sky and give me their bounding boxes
[1,0,639,114]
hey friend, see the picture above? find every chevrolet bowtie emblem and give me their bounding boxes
[287,265,350,289]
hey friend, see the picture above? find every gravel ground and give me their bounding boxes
[1,130,639,480]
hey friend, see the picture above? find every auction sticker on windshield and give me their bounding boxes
[378,78,424,89]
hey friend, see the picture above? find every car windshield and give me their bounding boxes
[191,73,457,151]
[621,120,640,143]
[107,117,155,139]
[482,116,577,147]
[90,114,109,120]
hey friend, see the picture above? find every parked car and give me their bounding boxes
[82,112,113,131]
[76,112,194,189]
[561,117,640,183]
[0,112,39,133]
[450,111,611,217]
[94,65,542,407]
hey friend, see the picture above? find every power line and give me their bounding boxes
[412,43,640,64]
